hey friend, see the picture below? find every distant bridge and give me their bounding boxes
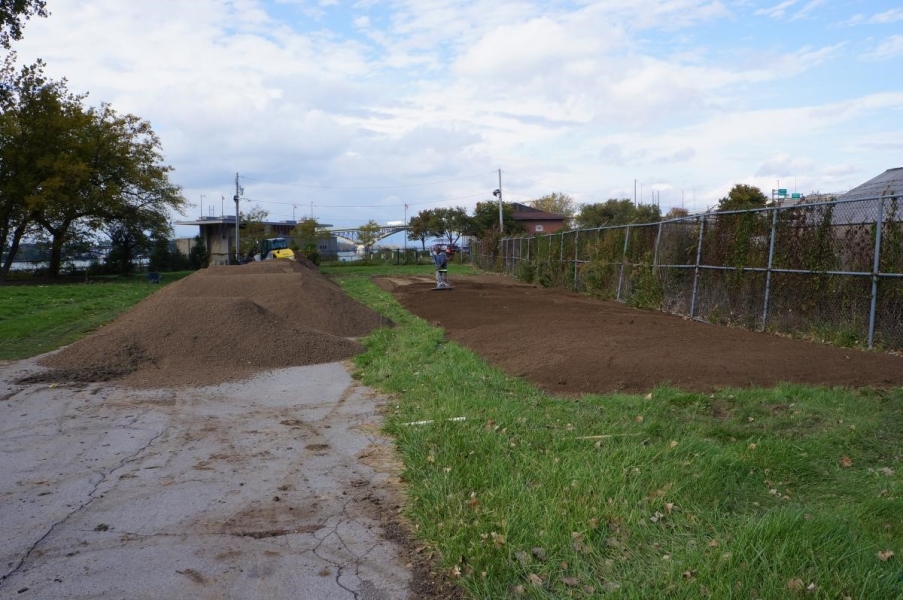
[326,225,409,245]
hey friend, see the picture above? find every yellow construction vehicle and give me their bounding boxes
[256,237,296,261]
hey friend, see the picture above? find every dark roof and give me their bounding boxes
[510,202,566,221]
[811,167,903,225]
[838,167,903,202]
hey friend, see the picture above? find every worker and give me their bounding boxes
[431,245,450,288]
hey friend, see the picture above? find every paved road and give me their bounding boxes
[0,358,412,599]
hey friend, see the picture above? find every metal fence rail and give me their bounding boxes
[471,194,903,351]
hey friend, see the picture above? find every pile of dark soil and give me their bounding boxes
[34,261,391,387]
[380,275,903,394]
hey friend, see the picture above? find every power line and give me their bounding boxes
[500,170,606,203]
[239,171,497,190]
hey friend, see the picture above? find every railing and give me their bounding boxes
[471,194,903,351]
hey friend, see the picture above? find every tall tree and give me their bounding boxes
[717,184,769,212]
[239,206,268,259]
[1,56,185,279]
[634,202,662,224]
[291,217,326,248]
[530,192,577,222]
[291,217,328,261]
[665,207,690,219]
[576,199,660,228]
[0,58,86,280]
[0,0,48,49]
[30,102,184,277]
[188,235,209,269]
[104,203,169,276]
[357,220,381,252]
[467,201,522,238]
[429,206,470,246]
[407,209,435,250]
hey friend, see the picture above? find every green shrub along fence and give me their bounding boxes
[471,194,903,351]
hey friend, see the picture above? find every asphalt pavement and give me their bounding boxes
[0,357,412,599]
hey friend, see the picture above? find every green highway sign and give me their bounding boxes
[791,193,801,199]
[778,188,788,196]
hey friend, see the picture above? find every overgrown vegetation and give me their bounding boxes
[476,196,903,352]
[336,270,903,599]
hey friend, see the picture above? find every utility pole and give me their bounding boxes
[234,172,241,263]
[634,179,637,207]
[492,169,504,232]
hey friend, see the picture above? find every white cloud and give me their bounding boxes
[754,0,799,20]
[790,0,827,21]
[861,35,903,61]
[868,8,903,24]
[7,0,899,230]
[755,153,816,177]
[844,8,903,26]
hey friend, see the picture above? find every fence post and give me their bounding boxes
[690,215,706,319]
[508,238,513,274]
[653,222,663,273]
[520,237,524,272]
[573,229,580,291]
[559,231,564,265]
[867,196,885,348]
[616,225,631,302]
[546,234,551,277]
[761,206,779,331]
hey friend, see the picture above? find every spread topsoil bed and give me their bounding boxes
[378,274,903,394]
[32,260,391,388]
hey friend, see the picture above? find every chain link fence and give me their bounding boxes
[471,194,903,351]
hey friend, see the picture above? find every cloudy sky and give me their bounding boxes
[12,0,903,240]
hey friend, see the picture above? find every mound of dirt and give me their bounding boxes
[35,260,391,387]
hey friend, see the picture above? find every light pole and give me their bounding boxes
[233,172,242,264]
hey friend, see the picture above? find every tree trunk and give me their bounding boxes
[49,233,66,278]
[0,220,30,282]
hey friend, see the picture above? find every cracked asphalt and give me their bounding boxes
[0,357,413,599]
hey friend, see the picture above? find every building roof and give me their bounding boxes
[510,202,567,221]
[838,167,903,202]
[810,167,903,226]
[175,216,303,227]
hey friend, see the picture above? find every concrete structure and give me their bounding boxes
[175,217,338,264]
[510,202,567,234]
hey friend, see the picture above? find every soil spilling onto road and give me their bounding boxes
[33,260,391,387]
[379,274,903,394]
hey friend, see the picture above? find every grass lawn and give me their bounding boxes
[0,272,191,360]
[334,267,903,599]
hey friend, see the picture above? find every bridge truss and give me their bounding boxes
[326,225,409,245]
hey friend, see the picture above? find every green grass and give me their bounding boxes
[0,272,191,360]
[335,267,903,599]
